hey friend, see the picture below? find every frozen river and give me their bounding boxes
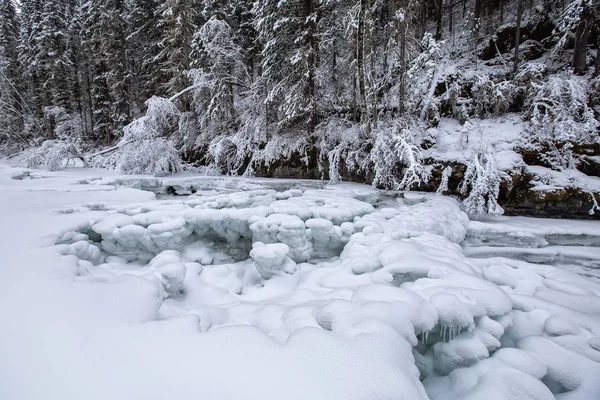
[1,165,599,400]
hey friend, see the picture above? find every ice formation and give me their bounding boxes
[12,171,600,400]
[250,242,297,280]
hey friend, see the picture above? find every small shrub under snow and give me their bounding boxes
[317,118,369,183]
[11,107,84,171]
[525,74,599,170]
[460,151,503,217]
[11,139,83,171]
[437,166,453,194]
[106,96,184,176]
[371,120,430,190]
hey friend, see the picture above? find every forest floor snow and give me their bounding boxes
[1,164,599,400]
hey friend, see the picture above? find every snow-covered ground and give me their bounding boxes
[1,164,599,400]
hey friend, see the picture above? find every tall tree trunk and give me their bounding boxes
[449,2,453,33]
[305,0,318,134]
[594,20,600,76]
[382,3,390,114]
[420,2,426,38]
[85,66,94,137]
[573,4,593,75]
[357,0,370,134]
[435,0,443,40]
[398,0,406,115]
[513,0,523,74]
[474,0,482,19]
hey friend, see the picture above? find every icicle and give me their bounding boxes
[421,330,429,346]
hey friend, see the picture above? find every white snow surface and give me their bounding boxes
[1,164,600,400]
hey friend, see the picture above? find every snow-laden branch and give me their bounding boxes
[372,120,430,190]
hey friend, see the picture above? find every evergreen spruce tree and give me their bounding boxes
[254,0,321,134]
[67,0,93,137]
[0,0,25,144]
[81,0,130,142]
[18,0,46,127]
[126,0,164,115]
[155,0,200,103]
[229,0,258,80]
[190,14,241,135]
[36,0,73,112]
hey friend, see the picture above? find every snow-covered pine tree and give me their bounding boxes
[36,0,74,114]
[229,0,258,79]
[371,119,430,190]
[317,0,353,115]
[553,0,598,75]
[81,0,131,142]
[460,150,503,217]
[155,0,200,107]
[190,16,243,136]
[406,32,443,120]
[345,0,375,132]
[254,0,320,134]
[126,0,164,116]
[18,0,46,127]
[80,1,110,142]
[526,74,599,170]
[113,96,182,176]
[0,0,26,147]
[66,1,93,138]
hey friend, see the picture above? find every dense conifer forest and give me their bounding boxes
[0,0,599,216]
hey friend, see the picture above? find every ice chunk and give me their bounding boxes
[250,214,312,262]
[278,218,312,262]
[430,293,474,331]
[250,242,297,280]
[306,218,343,258]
